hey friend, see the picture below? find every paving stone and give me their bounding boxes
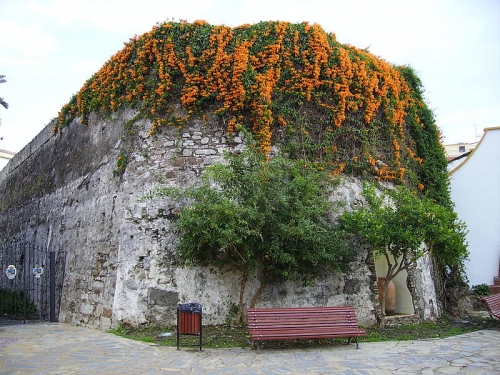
[0,324,499,374]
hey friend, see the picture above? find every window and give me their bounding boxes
[459,145,466,153]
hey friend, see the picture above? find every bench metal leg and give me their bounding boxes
[347,337,359,349]
[254,341,262,354]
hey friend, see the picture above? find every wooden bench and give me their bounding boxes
[481,293,500,319]
[247,306,366,352]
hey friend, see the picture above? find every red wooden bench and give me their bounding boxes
[481,293,500,319]
[247,306,366,352]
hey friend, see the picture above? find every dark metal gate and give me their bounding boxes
[0,244,66,325]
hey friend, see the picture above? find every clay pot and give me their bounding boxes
[378,277,396,314]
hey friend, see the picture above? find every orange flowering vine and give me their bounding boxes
[54,20,442,192]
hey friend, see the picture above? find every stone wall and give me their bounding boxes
[0,109,441,329]
[0,110,128,329]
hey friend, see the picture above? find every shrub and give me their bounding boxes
[471,283,490,297]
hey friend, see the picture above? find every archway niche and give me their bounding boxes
[374,254,414,315]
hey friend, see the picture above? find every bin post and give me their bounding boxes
[176,303,202,351]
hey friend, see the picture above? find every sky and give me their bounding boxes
[1,0,499,153]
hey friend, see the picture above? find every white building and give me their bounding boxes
[448,127,500,287]
[444,142,478,160]
[0,149,15,171]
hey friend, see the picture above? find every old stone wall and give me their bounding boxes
[0,111,128,329]
[0,109,440,329]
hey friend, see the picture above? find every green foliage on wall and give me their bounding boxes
[55,20,450,204]
[145,135,353,320]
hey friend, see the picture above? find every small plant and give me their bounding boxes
[0,288,38,316]
[225,302,239,325]
[471,283,490,297]
[113,149,129,176]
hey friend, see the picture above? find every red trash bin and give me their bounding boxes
[176,303,202,350]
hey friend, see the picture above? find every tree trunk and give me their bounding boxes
[235,274,248,323]
[249,281,268,309]
[379,281,387,328]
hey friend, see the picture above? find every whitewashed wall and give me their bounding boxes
[449,127,500,286]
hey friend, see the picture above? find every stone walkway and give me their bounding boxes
[1,323,499,374]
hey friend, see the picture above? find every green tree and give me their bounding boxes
[148,138,353,322]
[338,183,467,327]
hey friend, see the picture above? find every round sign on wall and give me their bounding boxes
[33,264,44,278]
[6,265,17,279]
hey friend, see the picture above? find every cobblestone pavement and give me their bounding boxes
[1,323,499,374]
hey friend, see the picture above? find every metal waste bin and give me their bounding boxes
[177,303,202,350]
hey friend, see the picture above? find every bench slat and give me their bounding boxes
[250,329,367,336]
[250,324,364,330]
[249,321,361,328]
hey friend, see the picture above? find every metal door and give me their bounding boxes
[0,243,66,325]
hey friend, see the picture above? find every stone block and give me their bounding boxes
[172,158,185,167]
[147,288,179,307]
[194,148,217,155]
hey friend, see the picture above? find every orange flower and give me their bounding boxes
[53,19,427,183]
